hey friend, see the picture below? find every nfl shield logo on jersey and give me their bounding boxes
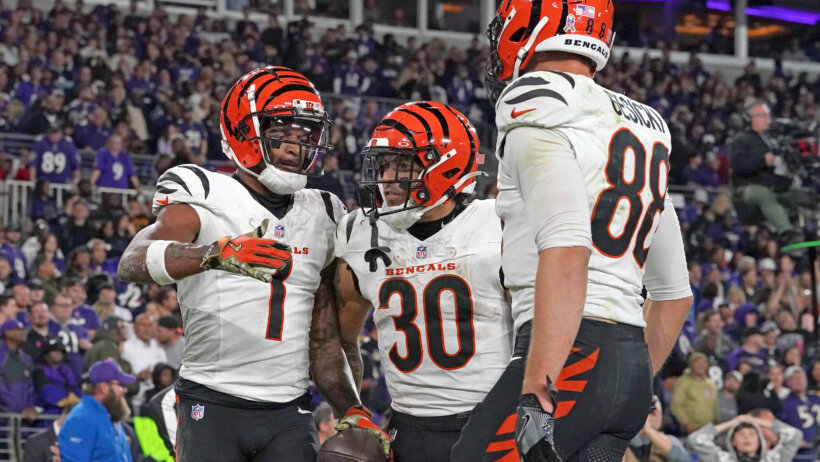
[416,246,427,259]
[274,225,285,238]
[191,404,205,421]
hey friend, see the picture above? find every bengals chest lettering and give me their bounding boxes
[385,263,456,276]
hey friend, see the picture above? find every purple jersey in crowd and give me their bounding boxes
[74,122,113,151]
[32,137,80,184]
[71,304,101,332]
[780,392,820,455]
[726,347,768,372]
[0,244,27,285]
[48,321,89,380]
[178,121,208,155]
[94,149,135,189]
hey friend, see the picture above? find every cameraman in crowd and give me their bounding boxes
[730,101,814,242]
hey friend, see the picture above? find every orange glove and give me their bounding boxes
[201,219,291,282]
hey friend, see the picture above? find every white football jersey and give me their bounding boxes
[335,200,513,417]
[495,71,673,329]
[152,165,345,403]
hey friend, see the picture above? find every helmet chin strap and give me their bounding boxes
[513,16,550,80]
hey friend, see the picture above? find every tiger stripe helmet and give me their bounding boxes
[220,66,332,176]
[359,101,482,216]
[486,0,615,103]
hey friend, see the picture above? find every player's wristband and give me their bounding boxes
[146,240,175,285]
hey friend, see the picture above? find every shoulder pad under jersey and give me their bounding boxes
[152,164,217,216]
[495,70,582,135]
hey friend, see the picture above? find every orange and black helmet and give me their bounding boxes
[486,0,616,103]
[220,66,332,176]
[359,101,481,217]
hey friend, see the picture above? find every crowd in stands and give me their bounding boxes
[0,0,818,460]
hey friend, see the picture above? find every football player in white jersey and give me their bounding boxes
[486,1,694,461]
[334,101,516,461]
[117,67,387,461]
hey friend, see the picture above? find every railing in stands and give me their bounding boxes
[1,180,154,227]
[0,412,59,461]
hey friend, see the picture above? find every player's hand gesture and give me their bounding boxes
[200,219,291,283]
[336,405,392,459]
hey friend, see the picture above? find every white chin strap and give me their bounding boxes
[377,170,486,231]
[513,16,550,80]
[258,165,307,194]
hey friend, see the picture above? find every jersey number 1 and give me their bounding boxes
[591,128,669,268]
[379,275,475,373]
[266,260,293,341]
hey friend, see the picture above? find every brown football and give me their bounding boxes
[317,428,389,462]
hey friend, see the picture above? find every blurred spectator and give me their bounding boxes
[56,201,94,255]
[687,414,802,461]
[156,316,184,369]
[0,319,38,421]
[140,362,176,414]
[0,257,12,294]
[766,364,789,400]
[48,293,90,379]
[694,310,737,359]
[23,301,56,359]
[760,321,780,362]
[728,327,768,372]
[58,359,135,462]
[1,224,29,285]
[34,338,80,417]
[671,352,719,433]
[779,366,820,460]
[333,51,365,95]
[719,371,742,423]
[90,134,140,190]
[177,104,208,158]
[61,278,101,336]
[736,371,782,416]
[156,287,180,326]
[0,294,20,325]
[312,401,336,445]
[122,314,167,404]
[73,107,113,152]
[625,395,690,462]
[82,316,135,387]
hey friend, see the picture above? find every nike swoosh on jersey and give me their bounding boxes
[157,196,170,205]
[511,107,536,118]
[297,407,311,415]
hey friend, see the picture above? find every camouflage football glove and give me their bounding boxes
[200,219,291,283]
[516,389,562,462]
[336,405,391,459]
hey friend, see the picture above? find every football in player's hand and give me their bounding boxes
[317,428,389,462]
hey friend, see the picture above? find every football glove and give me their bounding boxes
[515,393,562,462]
[336,405,391,459]
[200,219,291,283]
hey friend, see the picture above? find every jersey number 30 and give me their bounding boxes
[379,275,475,373]
[591,128,669,268]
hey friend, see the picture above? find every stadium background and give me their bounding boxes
[0,0,818,460]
